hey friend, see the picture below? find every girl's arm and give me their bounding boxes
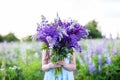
[42,50,61,71]
[57,52,76,71]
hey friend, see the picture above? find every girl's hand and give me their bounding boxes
[48,62,62,69]
[56,61,66,66]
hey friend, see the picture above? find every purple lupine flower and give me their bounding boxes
[98,65,102,72]
[96,45,102,55]
[90,48,94,57]
[112,48,118,55]
[55,19,63,26]
[110,33,113,40]
[67,23,88,41]
[10,52,16,58]
[36,24,59,47]
[98,55,102,66]
[106,54,112,65]
[63,21,72,28]
[36,15,88,53]
[68,34,82,52]
[46,36,54,48]
[88,59,96,73]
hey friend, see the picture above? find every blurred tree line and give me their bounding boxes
[0,33,32,42]
[85,20,102,38]
[2,20,117,42]
[0,33,19,42]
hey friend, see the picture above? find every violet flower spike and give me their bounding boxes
[106,54,112,65]
[112,48,118,55]
[88,59,96,73]
[46,36,54,49]
[98,55,102,66]
[96,45,102,55]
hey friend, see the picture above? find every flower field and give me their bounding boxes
[0,39,120,80]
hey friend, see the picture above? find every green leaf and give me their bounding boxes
[41,42,49,50]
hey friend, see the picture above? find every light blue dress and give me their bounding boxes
[44,54,74,80]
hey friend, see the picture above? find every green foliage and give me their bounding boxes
[0,42,44,80]
[41,42,49,50]
[0,34,3,42]
[22,35,33,42]
[75,51,120,80]
[5,66,24,80]
[3,33,19,42]
[0,40,120,80]
[51,46,73,76]
[75,58,89,80]
[18,59,44,80]
[85,20,102,38]
[2,59,44,80]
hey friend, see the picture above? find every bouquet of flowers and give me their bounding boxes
[36,15,88,76]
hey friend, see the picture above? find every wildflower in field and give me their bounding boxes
[106,54,112,65]
[98,65,102,72]
[110,33,113,40]
[88,59,96,73]
[112,48,118,55]
[90,48,94,57]
[98,55,102,66]
[98,55,102,72]
[96,45,102,55]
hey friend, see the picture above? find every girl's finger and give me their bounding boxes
[54,64,61,68]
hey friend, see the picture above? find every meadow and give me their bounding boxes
[0,39,120,80]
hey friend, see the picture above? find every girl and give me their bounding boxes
[42,50,76,80]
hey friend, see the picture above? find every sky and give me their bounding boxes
[0,0,120,39]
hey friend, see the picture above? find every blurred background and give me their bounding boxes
[0,0,120,41]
